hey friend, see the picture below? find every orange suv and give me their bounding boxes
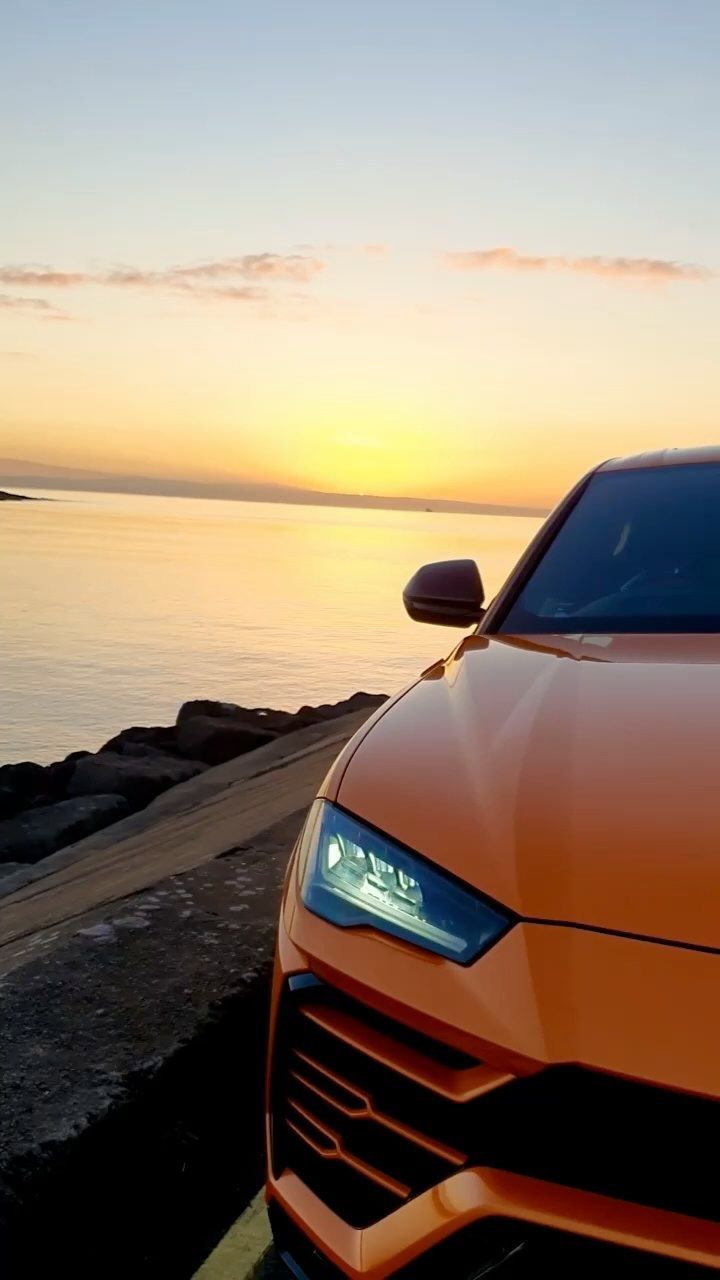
[265,449,720,1277]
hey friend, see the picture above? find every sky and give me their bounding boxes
[1,0,720,508]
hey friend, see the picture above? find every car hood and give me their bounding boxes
[334,633,720,952]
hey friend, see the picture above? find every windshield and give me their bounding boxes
[499,463,720,634]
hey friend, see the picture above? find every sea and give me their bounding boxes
[2,489,542,764]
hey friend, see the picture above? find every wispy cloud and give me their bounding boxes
[0,270,90,287]
[191,284,268,303]
[0,292,69,319]
[0,254,325,321]
[169,254,325,282]
[443,246,711,283]
[361,243,387,256]
[0,292,53,310]
[0,253,325,296]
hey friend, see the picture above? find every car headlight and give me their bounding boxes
[298,800,510,964]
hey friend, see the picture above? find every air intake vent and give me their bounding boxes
[272,979,720,1232]
[271,979,506,1228]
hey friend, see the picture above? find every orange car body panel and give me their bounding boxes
[329,633,720,952]
[267,878,720,1272]
[266,454,720,1274]
[270,1169,720,1278]
[281,882,720,1100]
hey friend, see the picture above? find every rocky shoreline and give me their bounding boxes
[0,692,386,872]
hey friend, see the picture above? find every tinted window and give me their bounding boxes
[499,464,720,634]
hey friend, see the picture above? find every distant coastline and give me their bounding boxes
[0,459,548,518]
[0,489,39,502]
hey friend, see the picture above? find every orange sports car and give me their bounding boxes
[265,448,720,1277]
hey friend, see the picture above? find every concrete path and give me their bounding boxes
[0,710,368,976]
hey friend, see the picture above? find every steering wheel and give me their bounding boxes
[619,560,699,595]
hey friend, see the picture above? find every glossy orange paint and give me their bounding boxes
[330,633,720,951]
[281,877,720,1100]
[268,1167,720,1277]
[266,456,720,1274]
[267,868,720,1272]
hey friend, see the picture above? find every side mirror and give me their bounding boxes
[403,559,485,628]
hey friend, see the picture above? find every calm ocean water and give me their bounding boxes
[2,489,542,763]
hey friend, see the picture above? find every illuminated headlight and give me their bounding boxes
[298,801,510,964]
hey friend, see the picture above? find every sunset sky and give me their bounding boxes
[2,0,720,508]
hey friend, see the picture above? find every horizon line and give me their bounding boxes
[0,458,549,518]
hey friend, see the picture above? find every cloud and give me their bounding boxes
[443,246,711,283]
[0,269,90,287]
[96,273,270,306]
[361,243,387,256]
[190,284,268,303]
[0,292,53,310]
[0,292,70,319]
[170,254,325,282]
[0,255,326,321]
[0,253,325,294]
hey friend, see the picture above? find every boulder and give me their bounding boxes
[68,752,207,807]
[40,758,80,801]
[0,762,47,819]
[0,862,28,881]
[176,699,244,726]
[98,725,179,757]
[0,754,100,819]
[175,692,388,741]
[176,699,294,736]
[293,691,388,726]
[175,715,276,766]
[108,741,178,760]
[0,795,129,864]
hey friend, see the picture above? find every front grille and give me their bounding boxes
[271,979,720,1233]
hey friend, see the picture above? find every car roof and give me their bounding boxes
[598,446,720,472]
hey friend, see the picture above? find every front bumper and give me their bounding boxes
[265,873,720,1277]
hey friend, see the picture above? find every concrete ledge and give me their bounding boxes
[0,710,370,1278]
[193,1192,272,1280]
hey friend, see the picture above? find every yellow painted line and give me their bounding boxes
[193,1190,272,1280]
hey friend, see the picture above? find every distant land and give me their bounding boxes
[0,459,549,518]
[0,489,38,502]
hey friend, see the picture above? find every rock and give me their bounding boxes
[177,700,298,734]
[0,762,47,818]
[176,699,244,726]
[293,691,388,725]
[175,716,276,766]
[0,795,129,864]
[176,692,388,740]
[173,693,388,765]
[175,699,318,736]
[67,752,206,807]
[0,693,387,861]
[0,757,88,819]
[40,758,79,800]
[98,725,179,757]
[108,742,177,760]
[0,862,28,881]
